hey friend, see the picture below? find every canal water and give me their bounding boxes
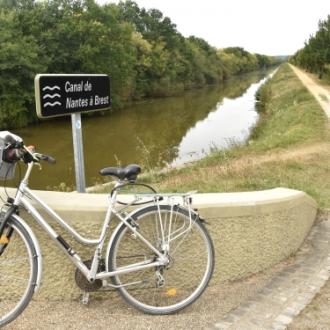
[14,69,273,190]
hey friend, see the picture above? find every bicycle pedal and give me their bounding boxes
[80,292,90,305]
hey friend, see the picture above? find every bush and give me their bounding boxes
[255,80,272,113]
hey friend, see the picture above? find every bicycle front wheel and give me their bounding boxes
[109,205,214,314]
[0,217,38,327]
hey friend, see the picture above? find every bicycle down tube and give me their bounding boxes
[13,174,166,280]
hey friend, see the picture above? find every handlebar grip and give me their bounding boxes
[40,154,56,164]
[45,155,56,164]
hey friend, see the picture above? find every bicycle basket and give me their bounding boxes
[0,136,16,181]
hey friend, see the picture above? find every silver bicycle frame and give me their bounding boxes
[13,162,168,283]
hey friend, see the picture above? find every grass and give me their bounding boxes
[96,63,330,208]
[142,64,330,208]
[238,64,326,153]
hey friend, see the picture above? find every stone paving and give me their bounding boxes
[213,218,330,330]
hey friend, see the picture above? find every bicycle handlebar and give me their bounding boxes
[1,131,56,166]
[22,146,56,165]
[34,153,56,165]
[2,144,56,165]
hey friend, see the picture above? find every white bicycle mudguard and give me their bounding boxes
[11,214,43,293]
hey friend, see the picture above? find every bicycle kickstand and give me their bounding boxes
[80,292,90,305]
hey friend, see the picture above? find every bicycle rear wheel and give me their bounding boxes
[109,205,214,314]
[0,217,38,326]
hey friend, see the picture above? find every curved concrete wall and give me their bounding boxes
[0,187,317,300]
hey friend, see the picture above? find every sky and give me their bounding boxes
[105,0,330,56]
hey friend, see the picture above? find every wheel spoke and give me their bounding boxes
[170,229,191,257]
[109,205,214,314]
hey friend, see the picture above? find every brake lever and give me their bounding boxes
[29,152,42,170]
[23,146,39,163]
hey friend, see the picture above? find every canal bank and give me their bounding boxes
[11,69,273,190]
[143,63,330,209]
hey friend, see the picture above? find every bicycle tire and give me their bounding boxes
[108,205,214,314]
[0,217,38,327]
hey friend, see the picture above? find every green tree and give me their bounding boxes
[0,0,277,129]
[0,8,44,128]
[291,15,330,80]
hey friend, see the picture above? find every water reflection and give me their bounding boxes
[15,70,271,189]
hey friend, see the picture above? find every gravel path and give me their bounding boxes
[288,275,330,330]
[289,64,330,118]
[9,216,330,330]
[213,216,330,330]
[6,263,289,330]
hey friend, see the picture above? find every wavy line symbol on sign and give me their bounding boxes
[44,101,62,107]
[43,93,61,99]
[42,85,61,109]
[42,85,60,91]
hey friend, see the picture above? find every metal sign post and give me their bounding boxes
[35,74,111,192]
[71,113,86,192]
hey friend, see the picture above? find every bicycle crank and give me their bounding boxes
[74,259,105,292]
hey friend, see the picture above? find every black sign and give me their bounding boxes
[35,74,111,118]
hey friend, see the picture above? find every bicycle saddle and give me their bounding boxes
[99,164,141,181]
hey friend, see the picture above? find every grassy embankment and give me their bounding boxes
[140,63,330,208]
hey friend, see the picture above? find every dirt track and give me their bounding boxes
[289,64,330,118]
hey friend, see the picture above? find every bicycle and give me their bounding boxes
[0,132,214,327]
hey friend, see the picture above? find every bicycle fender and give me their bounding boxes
[11,214,43,293]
